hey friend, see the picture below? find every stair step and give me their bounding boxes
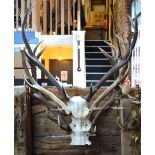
[86,74,114,80]
[86,80,114,87]
[85,52,112,58]
[85,58,108,60]
[86,80,114,82]
[85,40,114,87]
[86,72,107,74]
[85,46,111,53]
[86,65,112,67]
[86,66,112,72]
[86,59,111,65]
[85,40,111,46]
[85,46,109,47]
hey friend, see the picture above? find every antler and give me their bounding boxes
[21,8,71,115]
[84,19,138,103]
[22,7,70,102]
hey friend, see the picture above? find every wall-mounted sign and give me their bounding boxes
[61,71,68,82]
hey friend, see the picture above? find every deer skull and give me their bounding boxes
[67,96,91,145]
[21,8,138,145]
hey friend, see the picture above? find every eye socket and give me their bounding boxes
[74,124,76,127]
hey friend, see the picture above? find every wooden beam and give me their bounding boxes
[50,0,53,34]
[68,0,71,34]
[16,0,18,30]
[43,0,47,34]
[61,0,65,34]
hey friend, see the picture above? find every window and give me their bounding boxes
[131,0,141,87]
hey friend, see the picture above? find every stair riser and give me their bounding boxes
[85,41,110,46]
[86,53,112,58]
[85,46,112,53]
[86,74,114,80]
[86,67,112,73]
[86,81,113,87]
[86,60,111,65]
[85,40,114,86]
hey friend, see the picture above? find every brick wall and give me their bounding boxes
[112,0,132,54]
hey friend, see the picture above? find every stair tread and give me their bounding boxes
[85,40,114,87]
[86,80,114,82]
[85,51,112,53]
[85,58,108,60]
[85,40,111,42]
[85,46,110,47]
[86,72,107,74]
[86,65,112,67]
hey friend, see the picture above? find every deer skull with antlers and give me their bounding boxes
[21,8,138,145]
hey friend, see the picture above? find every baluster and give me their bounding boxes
[73,0,75,30]
[32,0,35,30]
[27,0,30,29]
[55,0,58,34]
[21,0,26,26]
[16,0,19,30]
[77,0,81,31]
[43,0,47,34]
[61,0,64,34]
[34,0,40,32]
[50,0,53,34]
[68,0,71,34]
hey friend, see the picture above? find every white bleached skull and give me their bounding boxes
[67,96,92,145]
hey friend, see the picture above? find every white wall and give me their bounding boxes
[72,31,86,88]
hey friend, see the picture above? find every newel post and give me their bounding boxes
[72,31,86,88]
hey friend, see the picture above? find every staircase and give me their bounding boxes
[85,40,114,87]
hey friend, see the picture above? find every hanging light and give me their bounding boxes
[58,55,62,61]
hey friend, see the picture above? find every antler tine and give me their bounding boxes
[24,48,70,101]
[25,77,70,114]
[22,8,70,101]
[98,47,115,65]
[84,19,138,102]
[103,40,120,60]
[36,46,47,59]
[22,7,37,79]
[30,93,71,131]
[21,49,35,84]
[91,91,116,128]
[99,47,119,79]
[22,7,34,56]
[29,92,57,109]
[89,62,130,112]
[84,51,131,103]
[33,40,44,55]
[21,49,70,114]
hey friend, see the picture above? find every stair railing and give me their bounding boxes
[14,0,82,35]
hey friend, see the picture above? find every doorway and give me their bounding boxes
[49,59,73,84]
